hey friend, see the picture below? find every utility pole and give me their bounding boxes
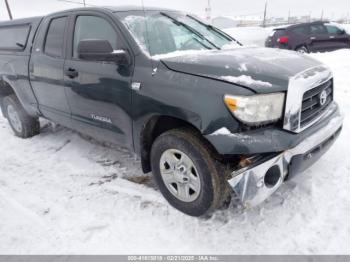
[321,10,324,21]
[287,9,290,24]
[4,0,13,20]
[262,1,267,28]
[205,0,212,23]
[57,0,91,7]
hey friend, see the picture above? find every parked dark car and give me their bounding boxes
[265,21,350,53]
[0,6,343,217]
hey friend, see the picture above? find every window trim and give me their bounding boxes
[0,23,32,52]
[43,16,68,59]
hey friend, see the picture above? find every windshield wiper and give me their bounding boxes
[160,12,220,50]
[192,38,213,50]
[187,15,243,46]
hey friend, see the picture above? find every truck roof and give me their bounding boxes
[0,6,177,26]
[104,5,177,12]
[47,5,177,16]
[0,16,43,27]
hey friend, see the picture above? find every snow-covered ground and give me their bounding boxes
[1,43,350,255]
[341,24,350,33]
[224,26,272,46]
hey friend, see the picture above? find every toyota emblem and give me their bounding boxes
[319,90,328,106]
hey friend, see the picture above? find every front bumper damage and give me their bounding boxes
[228,104,344,208]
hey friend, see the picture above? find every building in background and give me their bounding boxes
[212,15,263,28]
[211,16,239,29]
[212,14,350,29]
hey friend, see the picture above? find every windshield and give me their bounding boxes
[116,11,239,57]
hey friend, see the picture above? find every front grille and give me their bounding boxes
[300,79,333,128]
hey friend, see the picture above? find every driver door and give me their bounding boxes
[64,12,134,148]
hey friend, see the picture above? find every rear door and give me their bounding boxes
[30,15,71,126]
[309,24,331,52]
[63,11,134,148]
[265,29,285,48]
[289,25,310,50]
[324,24,350,50]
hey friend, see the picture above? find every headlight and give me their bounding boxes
[224,93,285,125]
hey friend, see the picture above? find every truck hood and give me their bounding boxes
[158,47,323,93]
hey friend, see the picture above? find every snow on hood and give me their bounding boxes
[152,50,209,60]
[220,75,272,88]
[151,45,251,60]
[157,47,324,93]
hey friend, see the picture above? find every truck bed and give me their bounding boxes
[0,17,43,116]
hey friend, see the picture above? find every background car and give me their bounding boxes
[265,21,350,53]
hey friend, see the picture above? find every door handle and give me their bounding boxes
[65,68,79,79]
[330,36,335,39]
[310,37,316,40]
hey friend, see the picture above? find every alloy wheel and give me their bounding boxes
[159,149,201,202]
[7,104,23,133]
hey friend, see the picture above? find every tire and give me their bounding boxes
[151,128,231,217]
[3,95,40,138]
[296,46,309,54]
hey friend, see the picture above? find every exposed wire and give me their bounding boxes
[57,0,97,7]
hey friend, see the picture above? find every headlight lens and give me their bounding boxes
[224,93,285,125]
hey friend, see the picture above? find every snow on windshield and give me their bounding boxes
[119,11,237,57]
[122,15,149,53]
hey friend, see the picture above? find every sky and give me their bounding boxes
[0,0,349,21]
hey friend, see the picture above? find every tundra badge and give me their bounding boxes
[131,82,141,91]
[91,114,112,124]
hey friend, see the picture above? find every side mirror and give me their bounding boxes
[339,29,346,35]
[77,39,130,66]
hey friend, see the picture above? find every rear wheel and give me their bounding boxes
[151,128,231,217]
[3,95,40,138]
[296,46,309,54]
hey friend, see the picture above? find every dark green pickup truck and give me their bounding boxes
[0,6,343,216]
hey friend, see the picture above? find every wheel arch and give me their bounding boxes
[0,75,39,118]
[139,115,220,173]
[295,44,309,53]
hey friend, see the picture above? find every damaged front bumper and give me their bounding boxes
[228,104,344,208]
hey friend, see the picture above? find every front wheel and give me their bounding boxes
[151,128,231,217]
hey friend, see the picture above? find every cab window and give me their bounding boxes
[0,24,31,51]
[44,17,67,58]
[73,16,117,58]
